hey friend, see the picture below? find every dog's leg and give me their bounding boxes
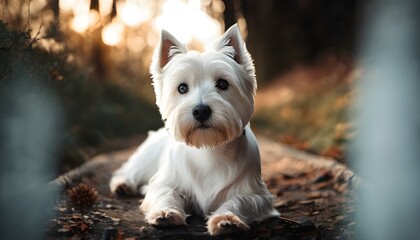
[141,186,187,226]
[110,129,169,196]
[207,193,278,235]
[109,149,154,196]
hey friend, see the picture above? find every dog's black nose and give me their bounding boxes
[192,105,212,122]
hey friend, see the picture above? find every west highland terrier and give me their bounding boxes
[110,24,279,236]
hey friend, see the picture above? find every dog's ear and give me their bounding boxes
[151,30,185,111]
[156,30,186,68]
[217,24,251,65]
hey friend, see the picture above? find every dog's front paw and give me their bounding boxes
[145,209,187,227]
[207,213,250,236]
[109,176,136,196]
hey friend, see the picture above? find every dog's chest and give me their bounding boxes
[180,152,239,215]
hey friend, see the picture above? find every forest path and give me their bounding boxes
[48,136,359,239]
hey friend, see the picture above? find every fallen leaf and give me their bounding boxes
[71,214,83,220]
[79,222,89,232]
[273,199,288,207]
[58,207,67,212]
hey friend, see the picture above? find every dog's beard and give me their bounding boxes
[166,104,243,148]
[185,123,231,148]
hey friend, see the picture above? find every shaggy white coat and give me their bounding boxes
[110,24,279,235]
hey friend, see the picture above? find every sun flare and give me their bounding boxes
[154,0,222,44]
[59,0,222,47]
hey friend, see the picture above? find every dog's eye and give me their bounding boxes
[178,83,189,94]
[215,79,229,90]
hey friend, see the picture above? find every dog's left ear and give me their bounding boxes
[217,24,252,66]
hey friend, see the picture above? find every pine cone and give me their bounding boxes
[68,183,99,209]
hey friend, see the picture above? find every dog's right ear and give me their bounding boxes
[151,30,185,113]
[155,30,186,69]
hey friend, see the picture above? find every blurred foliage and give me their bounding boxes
[0,0,359,172]
[252,63,355,163]
[225,0,360,84]
[0,21,161,173]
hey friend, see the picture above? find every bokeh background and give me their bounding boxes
[4,1,420,239]
[0,0,359,173]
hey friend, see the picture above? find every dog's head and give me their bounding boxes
[150,24,256,148]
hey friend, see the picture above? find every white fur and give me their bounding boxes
[110,24,279,235]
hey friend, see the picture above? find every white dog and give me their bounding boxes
[110,24,279,236]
